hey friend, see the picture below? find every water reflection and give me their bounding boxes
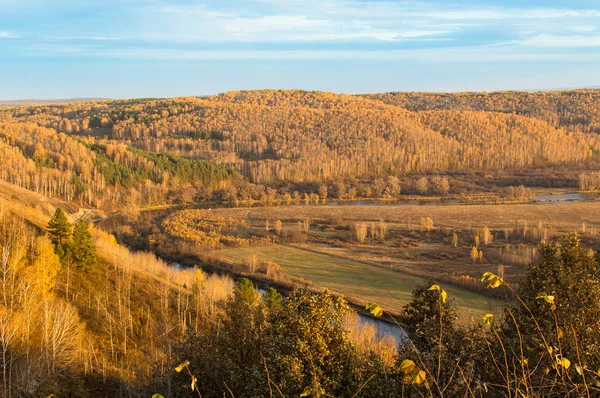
[358,313,405,343]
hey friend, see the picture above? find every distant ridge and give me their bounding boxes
[0,98,110,107]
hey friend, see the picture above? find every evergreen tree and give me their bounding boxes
[71,219,97,271]
[264,287,282,310]
[47,208,72,246]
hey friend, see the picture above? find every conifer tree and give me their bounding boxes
[47,207,71,246]
[71,219,97,271]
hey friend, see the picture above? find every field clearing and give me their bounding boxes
[213,244,501,319]
[212,201,600,231]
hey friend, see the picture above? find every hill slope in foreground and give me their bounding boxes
[0,181,234,396]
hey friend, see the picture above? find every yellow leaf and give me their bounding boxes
[557,327,564,339]
[481,272,503,288]
[429,284,440,291]
[520,358,529,366]
[440,290,447,304]
[399,359,416,374]
[536,292,555,305]
[413,370,427,385]
[175,360,189,372]
[482,314,494,324]
[555,356,571,369]
[190,375,197,391]
[152,395,165,398]
[300,386,312,397]
[575,365,583,376]
[481,272,493,282]
[535,293,556,309]
[366,302,384,317]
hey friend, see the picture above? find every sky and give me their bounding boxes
[1,0,600,99]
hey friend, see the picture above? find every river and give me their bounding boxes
[358,313,405,343]
[321,192,600,207]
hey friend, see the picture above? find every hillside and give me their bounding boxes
[0,181,235,396]
[365,89,600,134]
[0,90,599,212]
[0,98,109,107]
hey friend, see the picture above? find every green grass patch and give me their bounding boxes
[214,244,501,320]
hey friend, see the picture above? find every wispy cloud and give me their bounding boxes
[0,30,18,38]
[399,7,600,20]
[121,0,600,47]
[15,41,600,63]
[3,0,600,59]
[136,5,452,43]
[45,36,121,41]
[2,0,600,97]
[519,34,600,47]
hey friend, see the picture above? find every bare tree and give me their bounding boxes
[452,232,459,248]
[303,218,310,233]
[378,219,388,240]
[354,223,368,244]
[420,216,434,233]
[41,299,84,374]
[481,226,493,245]
[244,254,259,274]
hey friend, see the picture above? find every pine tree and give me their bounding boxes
[47,208,72,246]
[71,219,97,271]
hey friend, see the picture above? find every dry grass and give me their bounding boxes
[213,202,600,232]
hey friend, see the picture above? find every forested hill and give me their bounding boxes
[364,89,600,134]
[0,98,109,107]
[0,89,599,211]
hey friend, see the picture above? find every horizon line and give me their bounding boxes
[1,86,600,104]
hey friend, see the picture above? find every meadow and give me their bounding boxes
[213,244,501,319]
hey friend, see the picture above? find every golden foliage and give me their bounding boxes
[163,209,271,249]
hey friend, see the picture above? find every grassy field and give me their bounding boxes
[214,244,502,320]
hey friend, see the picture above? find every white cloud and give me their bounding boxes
[73,45,600,62]
[400,8,600,20]
[520,34,600,47]
[0,30,18,38]
[134,2,468,43]
[125,0,600,45]
[45,36,121,41]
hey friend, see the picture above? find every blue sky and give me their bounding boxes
[1,0,600,99]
